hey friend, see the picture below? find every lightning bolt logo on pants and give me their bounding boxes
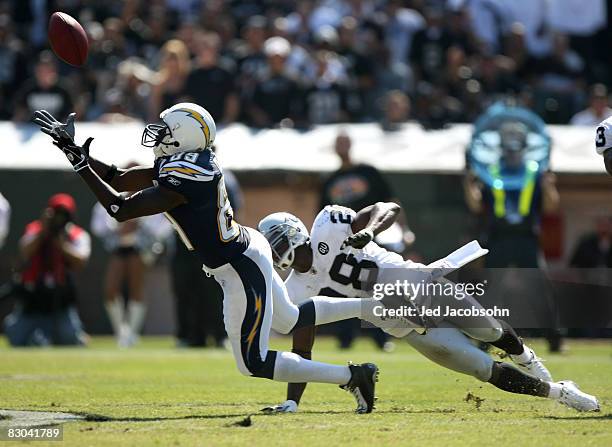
[246,294,263,357]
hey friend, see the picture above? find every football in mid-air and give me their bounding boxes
[48,12,88,66]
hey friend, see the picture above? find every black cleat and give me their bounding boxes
[340,362,379,414]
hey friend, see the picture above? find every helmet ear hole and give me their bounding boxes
[173,141,180,147]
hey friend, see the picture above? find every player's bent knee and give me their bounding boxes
[271,320,294,335]
[466,326,503,343]
[244,351,278,380]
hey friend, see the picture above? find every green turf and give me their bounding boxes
[0,336,610,446]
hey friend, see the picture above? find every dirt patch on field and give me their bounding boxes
[0,410,84,428]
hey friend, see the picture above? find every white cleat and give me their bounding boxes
[557,381,600,412]
[261,400,298,414]
[511,347,553,382]
[118,324,136,348]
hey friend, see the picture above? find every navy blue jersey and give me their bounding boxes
[153,150,250,268]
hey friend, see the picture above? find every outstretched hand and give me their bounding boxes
[32,110,92,172]
[32,110,76,145]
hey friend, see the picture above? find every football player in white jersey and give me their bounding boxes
[595,116,612,174]
[259,202,600,413]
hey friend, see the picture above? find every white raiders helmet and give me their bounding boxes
[142,102,216,158]
[258,212,310,270]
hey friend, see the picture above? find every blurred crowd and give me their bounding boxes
[1,0,611,128]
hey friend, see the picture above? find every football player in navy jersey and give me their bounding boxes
[32,104,380,413]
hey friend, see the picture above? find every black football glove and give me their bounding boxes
[55,137,93,172]
[341,228,374,249]
[32,110,76,145]
[32,110,92,172]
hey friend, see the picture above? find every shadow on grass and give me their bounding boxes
[73,406,460,423]
[539,413,612,421]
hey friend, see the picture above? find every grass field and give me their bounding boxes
[0,336,610,447]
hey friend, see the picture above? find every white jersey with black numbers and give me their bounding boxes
[285,205,411,305]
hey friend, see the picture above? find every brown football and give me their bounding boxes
[48,12,88,66]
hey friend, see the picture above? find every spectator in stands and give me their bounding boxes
[367,32,413,120]
[101,58,155,122]
[383,0,424,66]
[412,81,463,128]
[172,146,243,348]
[444,45,470,97]
[149,40,191,121]
[464,122,560,265]
[380,90,410,131]
[337,16,375,114]
[477,52,517,98]
[3,194,90,347]
[570,216,612,268]
[304,50,357,124]
[502,23,537,81]
[409,6,452,85]
[234,15,269,102]
[100,18,129,68]
[184,31,239,124]
[13,52,73,122]
[533,33,583,123]
[0,193,9,249]
[466,0,509,54]
[445,6,480,56]
[464,121,563,351]
[320,131,414,350]
[0,14,27,119]
[3,1,610,128]
[247,36,303,128]
[570,84,612,126]
[97,88,140,124]
[568,215,612,337]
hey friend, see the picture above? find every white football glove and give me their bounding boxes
[261,400,298,413]
[342,228,374,249]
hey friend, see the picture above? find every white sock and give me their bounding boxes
[548,382,562,399]
[312,296,376,325]
[512,346,534,364]
[105,298,124,336]
[273,351,351,385]
[127,301,147,335]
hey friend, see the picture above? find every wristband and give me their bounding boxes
[102,164,118,183]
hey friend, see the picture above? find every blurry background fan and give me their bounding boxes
[467,102,551,190]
